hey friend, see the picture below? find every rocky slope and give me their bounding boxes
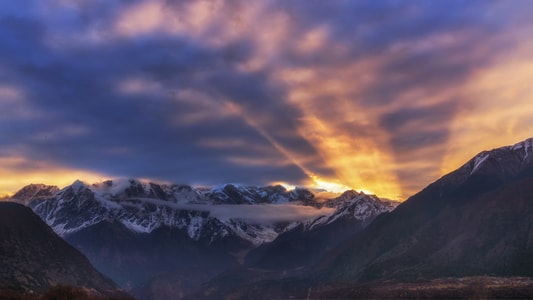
[322,137,533,282]
[11,180,396,299]
[245,190,396,270]
[205,137,533,299]
[0,202,129,299]
[13,180,332,246]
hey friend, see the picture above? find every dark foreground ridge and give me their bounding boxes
[0,202,131,299]
[315,276,533,299]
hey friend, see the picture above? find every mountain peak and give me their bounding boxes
[510,136,533,150]
[11,183,59,205]
[339,189,362,199]
[70,179,89,191]
[453,136,533,180]
[15,178,394,246]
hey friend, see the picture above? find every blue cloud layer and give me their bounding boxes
[1,0,532,197]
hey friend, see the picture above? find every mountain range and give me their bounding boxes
[9,178,396,299]
[4,137,533,299]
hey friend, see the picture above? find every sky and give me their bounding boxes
[1,0,533,200]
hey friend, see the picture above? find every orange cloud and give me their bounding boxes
[443,39,533,174]
[115,1,168,37]
[6,0,533,203]
[273,57,404,199]
[0,156,106,197]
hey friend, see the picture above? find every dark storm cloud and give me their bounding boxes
[303,0,531,196]
[349,0,525,194]
[380,102,458,151]
[1,0,532,198]
[0,0,330,186]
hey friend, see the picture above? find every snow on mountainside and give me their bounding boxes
[11,179,396,246]
[469,138,533,174]
[11,183,59,206]
[435,137,533,192]
[308,190,396,229]
[311,136,533,288]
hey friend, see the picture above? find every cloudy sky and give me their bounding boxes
[1,0,533,199]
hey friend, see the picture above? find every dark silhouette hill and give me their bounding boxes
[0,202,129,299]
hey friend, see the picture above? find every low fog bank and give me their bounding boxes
[121,197,335,224]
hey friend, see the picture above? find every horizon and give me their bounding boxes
[3,176,370,199]
[2,1,533,199]
[3,136,532,201]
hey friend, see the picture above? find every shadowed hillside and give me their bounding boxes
[0,202,130,299]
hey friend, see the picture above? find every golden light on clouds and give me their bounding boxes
[220,100,317,179]
[3,0,533,201]
[296,26,330,55]
[309,175,354,194]
[110,1,409,199]
[442,40,533,174]
[274,58,404,199]
[0,156,105,197]
[296,114,401,199]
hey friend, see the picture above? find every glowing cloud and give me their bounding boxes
[0,156,106,197]
[1,0,533,201]
[443,39,533,173]
[274,59,403,199]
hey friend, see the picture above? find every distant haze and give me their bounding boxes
[127,197,335,224]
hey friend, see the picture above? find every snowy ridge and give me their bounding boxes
[11,179,396,246]
[467,137,533,176]
[471,152,490,175]
[301,191,397,230]
[510,137,533,161]
[11,184,59,206]
[433,136,533,198]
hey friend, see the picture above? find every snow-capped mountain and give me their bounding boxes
[200,183,316,205]
[11,183,59,206]
[419,137,533,200]
[10,179,397,298]
[11,179,395,246]
[275,189,397,234]
[316,136,533,285]
[244,190,397,271]
[303,190,397,230]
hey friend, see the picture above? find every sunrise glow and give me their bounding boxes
[0,156,105,197]
[309,176,355,194]
[1,1,532,202]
